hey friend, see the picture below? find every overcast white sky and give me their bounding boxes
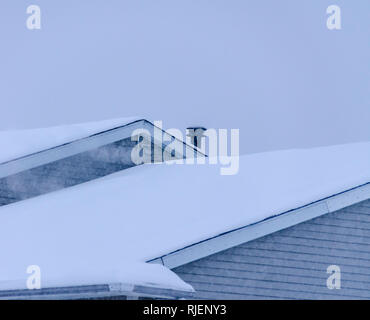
[0,0,369,154]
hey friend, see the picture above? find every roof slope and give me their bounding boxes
[0,141,369,288]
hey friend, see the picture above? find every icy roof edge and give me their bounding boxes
[149,182,370,269]
[0,282,194,300]
[0,261,195,299]
[0,119,204,179]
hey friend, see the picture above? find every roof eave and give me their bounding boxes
[149,182,370,269]
[0,282,194,300]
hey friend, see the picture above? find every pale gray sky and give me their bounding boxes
[0,0,369,154]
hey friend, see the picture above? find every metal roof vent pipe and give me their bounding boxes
[186,127,207,160]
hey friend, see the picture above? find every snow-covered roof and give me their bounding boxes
[0,117,140,164]
[0,140,369,291]
[0,262,193,299]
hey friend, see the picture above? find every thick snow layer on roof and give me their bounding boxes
[0,261,193,293]
[0,141,369,289]
[0,117,139,164]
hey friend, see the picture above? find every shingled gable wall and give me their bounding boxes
[0,127,188,207]
[174,199,370,299]
[0,137,137,206]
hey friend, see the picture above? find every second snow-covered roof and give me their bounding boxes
[0,141,369,289]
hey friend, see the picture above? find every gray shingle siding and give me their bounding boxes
[174,199,370,299]
[0,137,137,206]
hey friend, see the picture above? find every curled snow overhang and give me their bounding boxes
[0,262,194,300]
[0,283,194,300]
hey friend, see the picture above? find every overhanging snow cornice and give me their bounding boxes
[0,282,194,300]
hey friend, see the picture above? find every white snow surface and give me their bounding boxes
[0,139,369,291]
[0,117,140,164]
[0,262,193,292]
